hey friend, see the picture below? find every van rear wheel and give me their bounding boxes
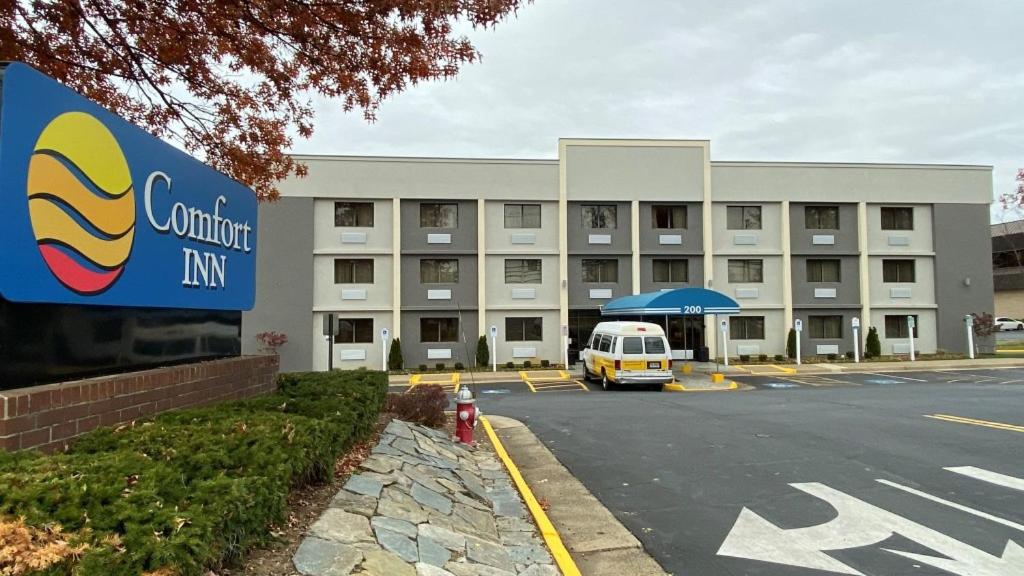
[601,372,612,391]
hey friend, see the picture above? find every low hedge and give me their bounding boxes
[0,369,387,576]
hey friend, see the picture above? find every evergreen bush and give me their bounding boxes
[866,326,881,358]
[786,328,797,359]
[388,338,404,371]
[476,335,489,368]
[0,370,387,576]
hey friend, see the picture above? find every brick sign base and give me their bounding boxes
[0,355,279,452]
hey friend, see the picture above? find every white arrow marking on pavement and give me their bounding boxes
[717,482,1024,575]
[946,466,1024,492]
[877,478,1024,533]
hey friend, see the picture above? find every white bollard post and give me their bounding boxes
[852,317,860,363]
[721,319,729,367]
[489,325,497,373]
[965,315,975,359]
[795,319,803,365]
[907,315,916,361]
[381,328,390,371]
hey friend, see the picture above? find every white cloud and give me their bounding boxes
[292,0,1023,221]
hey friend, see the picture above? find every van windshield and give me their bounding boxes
[643,337,667,354]
[622,337,643,354]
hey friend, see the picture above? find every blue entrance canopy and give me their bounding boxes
[601,288,740,316]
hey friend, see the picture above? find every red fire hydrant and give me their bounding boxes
[455,387,479,444]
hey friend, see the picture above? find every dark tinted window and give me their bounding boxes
[643,337,667,354]
[622,337,643,354]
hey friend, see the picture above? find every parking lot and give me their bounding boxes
[468,368,1024,575]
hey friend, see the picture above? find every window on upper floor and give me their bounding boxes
[420,203,458,228]
[582,204,617,229]
[335,318,373,343]
[334,259,374,283]
[653,259,688,283]
[420,259,459,283]
[805,205,840,230]
[809,315,843,339]
[807,259,841,282]
[727,206,761,230]
[506,317,543,341]
[881,207,914,231]
[504,204,541,228]
[421,318,458,342]
[730,316,765,340]
[582,259,618,283]
[882,259,916,283]
[334,202,374,227]
[505,259,542,284]
[994,249,1024,270]
[652,205,687,229]
[885,315,919,339]
[727,259,763,283]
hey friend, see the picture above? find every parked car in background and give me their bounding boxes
[995,317,1024,331]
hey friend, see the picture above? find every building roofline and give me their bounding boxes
[289,153,557,166]
[711,160,993,171]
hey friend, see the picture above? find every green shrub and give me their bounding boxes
[774,354,785,362]
[418,364,428,372]
[523,360,532,369]
[739,354,750,363]
[0,370,387,576]
[786,328,797,359]
[388,338,404,371]
[540,359,550,368]
[476,335,489,368]
[435,363,446,371]
[454,362,465,371]
[505,361,515,369]
[866,326,881,358]
[758,354,768,362]
[846,351,855,360]
[827,353,838,361]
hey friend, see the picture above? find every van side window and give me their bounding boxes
[598,335,612,353]
[622,337,643,354]
[644,337,667,354]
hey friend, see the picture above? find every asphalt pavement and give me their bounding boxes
[472,369,1024,576]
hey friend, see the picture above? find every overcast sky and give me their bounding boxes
[292,0,1023,223]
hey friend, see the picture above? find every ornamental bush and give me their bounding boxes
[476,335,489,368]
[786,328,797,359]
[0,369,387,576]
[866,326,881,359]
[385,385,447,428]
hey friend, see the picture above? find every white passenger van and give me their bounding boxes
[582,321,674,390]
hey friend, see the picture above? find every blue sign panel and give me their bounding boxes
[0,63,257,310]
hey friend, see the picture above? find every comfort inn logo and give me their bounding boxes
[26,111,135,295]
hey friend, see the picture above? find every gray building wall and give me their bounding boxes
[638,202,703,254]
[791,256,861,308]
[242,198,314,373]
[568,255,632,309]
[790,203,859,254]
[934,204,995,352]
[639,256,705,293]
[567,201,632,254]
[401,199,478,253]
[401,255,478,310]
[400,310,480,368]
[793,308,861,357]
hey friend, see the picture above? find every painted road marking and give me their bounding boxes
[780,374,851,387]
[877,478,1024,533]
[407,372,460,394]
[718,481,1024,575]
[925,414,1024,433]
[946,466,1024,492]
[861,372,927,382]
[762,382,800,389]
[740,364,796,375]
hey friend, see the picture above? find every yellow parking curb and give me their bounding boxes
[480,416,582,576]
[664,381,739,392]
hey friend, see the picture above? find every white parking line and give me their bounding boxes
[861,372,928,382]
[876,478,1024,533]
[946,466,1024,492]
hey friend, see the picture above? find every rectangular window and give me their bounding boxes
[729,316,765,340]
[504,259,542,284]
[582,259,619,283]
[652,259,689,283]
[809,315,843,339]
[885,315,919,338]
[505,317,543,341]
[334,259,374,283]
[419,203,458,228]
[504,204,541,228]
[335,318,373,343]
[806,259,841,282]
[421,318,458,342]
[582,204,617,229]
[727,206,762,230]
[728,259,763,283]
[597,334,612,352]
[643,336,667,354]
[621,337,643,354]
[882,259,916,283]
[420,259,459,283]
[881,207,914,231]
[334,202,374,227]
[652,205,687,229]
[805,205,840,230]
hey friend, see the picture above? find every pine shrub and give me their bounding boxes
[0,370,387,576]
[786,328,797,359]
[866,326,881,359]
[388,338,404,371]
[476,335,489,368]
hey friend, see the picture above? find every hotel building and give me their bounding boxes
[241,139,994,372]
